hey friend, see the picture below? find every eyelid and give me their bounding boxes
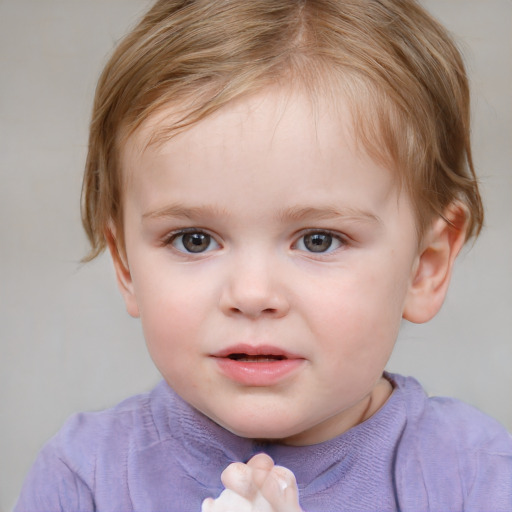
[162,226,212,240]
[294,228,348,241]
[292,229,349,253]
[162,227,222,253]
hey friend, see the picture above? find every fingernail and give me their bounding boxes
[276,475,288,491]
[201,498,213,511]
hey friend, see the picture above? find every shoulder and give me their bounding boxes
[389,373,512,511]
[15,381,176,511]
[390,373,512,453]
[53,380,177,474]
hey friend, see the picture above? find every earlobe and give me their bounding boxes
[403,204,467,324]
[105,227,140,318]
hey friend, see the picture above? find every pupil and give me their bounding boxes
[183,233,210,253]
[304,233,332,252]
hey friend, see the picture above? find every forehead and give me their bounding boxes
[121,86,381,181]
[118,87,410,232]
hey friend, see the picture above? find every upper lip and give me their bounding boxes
[211,344,303,360]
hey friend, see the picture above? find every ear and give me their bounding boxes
[403,204,467,324]
[105,226,140,318]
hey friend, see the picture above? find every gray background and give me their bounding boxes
[0,1,510,510]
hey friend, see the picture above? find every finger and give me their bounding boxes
[246,453,275,471]
[220,462,258,500]
[246,453,275,489]
[260,465,302,511]
[201,489,253,512]
[201,497,215,512]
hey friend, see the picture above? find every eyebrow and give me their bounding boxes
[142,204,229,221]
[276,206,382,225]
[142,203,381,225]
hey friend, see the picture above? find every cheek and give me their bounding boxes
[132,253,216,313]
[130,266,214,352]
[140,293,206,344]
[139,295,208,388]
[307,261,408,346]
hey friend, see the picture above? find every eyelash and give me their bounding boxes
[163,228,220,254]
[293,229,347,255]
[162,228,348,255]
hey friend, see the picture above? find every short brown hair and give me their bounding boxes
[81,0,483,260]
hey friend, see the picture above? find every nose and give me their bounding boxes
[219,254,290,319]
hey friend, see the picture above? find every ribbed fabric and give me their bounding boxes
[15,373,512,511]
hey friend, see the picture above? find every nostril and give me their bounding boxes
[229,306,277,316]
[220,286,290,319]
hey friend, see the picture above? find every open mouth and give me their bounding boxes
[213,346,303,385]
[227,353,287,362]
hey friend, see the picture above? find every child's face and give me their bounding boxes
[116,88,422,445]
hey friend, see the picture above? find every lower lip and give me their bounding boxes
[213,357,305,386]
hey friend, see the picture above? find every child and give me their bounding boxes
[15,0,512,510]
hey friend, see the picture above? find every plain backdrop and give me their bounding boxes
[0,1,511,510]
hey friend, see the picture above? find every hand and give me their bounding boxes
[201,453,303,512]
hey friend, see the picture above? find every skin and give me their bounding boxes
[110,87,466,510]
[201,453,301,512]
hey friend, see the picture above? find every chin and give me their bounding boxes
[218,416,302,442]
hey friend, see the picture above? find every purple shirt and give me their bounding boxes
[15,373,512,511]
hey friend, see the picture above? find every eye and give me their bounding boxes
[294,231,343,253]
[169,230,220,254]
